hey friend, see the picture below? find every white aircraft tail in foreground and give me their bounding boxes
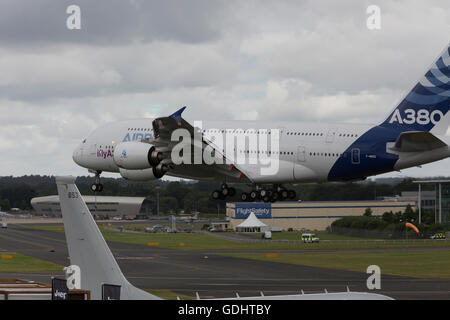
[56,176,161,300]
[56,176,393,300]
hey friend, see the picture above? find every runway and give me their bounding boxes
[0,224,449,300]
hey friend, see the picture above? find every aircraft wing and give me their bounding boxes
[390,131,448,152]
[151,107,253,182]
[151,106,193,141]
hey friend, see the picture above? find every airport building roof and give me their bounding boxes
[31,195,151,217]
[412,180,450,184]
[31,195,146,205]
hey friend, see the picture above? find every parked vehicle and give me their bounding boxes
[430,233,446,240]
[262,231,272,239]
[301,233,319,243]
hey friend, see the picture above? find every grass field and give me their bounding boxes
[248,231,375,241]
[19,225,450,281]
[26,225,450,251]
[27,225,65,232]
[0,253,63,272]
[222,250,450,279]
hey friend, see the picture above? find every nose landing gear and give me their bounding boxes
[90,170,104,193]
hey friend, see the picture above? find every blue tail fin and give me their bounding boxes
[382,42,450,135]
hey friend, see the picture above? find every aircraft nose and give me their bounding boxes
[72,145,82,166]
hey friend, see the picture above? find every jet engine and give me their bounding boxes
[113,142,163,170]
[119,167,166,181]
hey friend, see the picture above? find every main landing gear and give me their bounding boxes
[240,185,296,203]
[211,183,236,200]
[211,184,296,203]
[90,170,104,193]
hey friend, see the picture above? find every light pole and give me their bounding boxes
[155,185,160,216]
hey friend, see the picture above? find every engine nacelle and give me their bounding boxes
[119,168,163,181]
[153,163,168,179]
[113,142,163,170]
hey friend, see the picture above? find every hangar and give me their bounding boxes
[30,195,153,218]
[226,200,415,231]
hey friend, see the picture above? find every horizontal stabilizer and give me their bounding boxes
[391,131,447,152]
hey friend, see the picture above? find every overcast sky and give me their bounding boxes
[0,0,449,179]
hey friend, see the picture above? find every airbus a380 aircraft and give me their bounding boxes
[73,43,450,203]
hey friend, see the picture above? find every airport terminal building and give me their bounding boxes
[226,200,415,231]
[31,195,153,218]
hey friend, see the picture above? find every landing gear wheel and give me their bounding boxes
[228,187,236,197]
[212,190,221,200]
[91,170,103,193]
[250,191,259,201]
[271,191,279,202]
[221,187,230,197]
[241,193,249,202]
[221,183,228,190]
[288,190,296,200]
[91,183,103,192]
[280,189,288,200]
[263,195,271,203]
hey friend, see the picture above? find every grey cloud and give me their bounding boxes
[0,0,230,46]
[0,0,448,176]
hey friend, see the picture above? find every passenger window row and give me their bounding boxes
[339,133,358,137]
[127,128,152,131]
[237,150,294,155]
[287,132,323,136]
[309,152,343,157]
[203,129,272,134]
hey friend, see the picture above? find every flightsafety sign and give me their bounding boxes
[235,203,271,219]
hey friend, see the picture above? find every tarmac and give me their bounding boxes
[0,224,450,300]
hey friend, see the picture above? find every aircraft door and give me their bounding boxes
[351,148,360,164]
[277,127,286,139]
[297,146,306,162]
[89,143,97,156]
[326,128,337,143]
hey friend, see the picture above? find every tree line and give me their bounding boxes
[0,175,445,216]
[331,205,446,237]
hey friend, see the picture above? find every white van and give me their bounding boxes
[262,231,272,239]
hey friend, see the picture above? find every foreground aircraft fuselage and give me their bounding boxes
[73,42,450,201]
